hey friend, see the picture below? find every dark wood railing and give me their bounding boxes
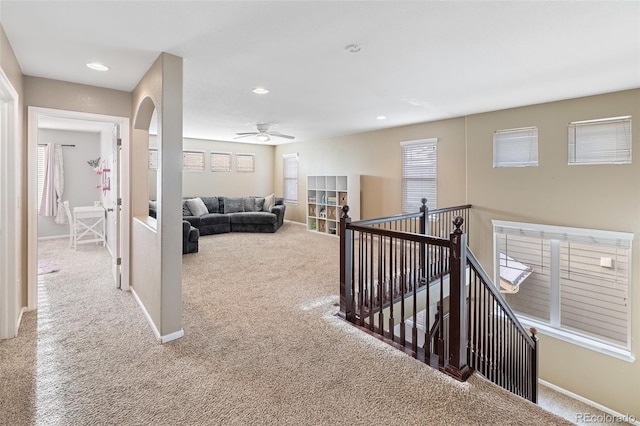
[339,201,539,402]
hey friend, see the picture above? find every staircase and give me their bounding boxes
[338,200,539,402]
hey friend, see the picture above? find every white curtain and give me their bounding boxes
[39,143,65,223]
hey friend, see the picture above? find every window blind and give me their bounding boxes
[183,150,205,171]
[211,152,231,172]
[236,153,255,173]
[494,220,632,350]
[493,126,538,167]
[568,116,632,165]
[37,145,45,207]
[401,138,437,213]
[283,153,298,203]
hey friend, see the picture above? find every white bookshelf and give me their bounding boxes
[306,175,360,236]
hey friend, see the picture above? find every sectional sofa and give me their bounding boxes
[149,194,286,238]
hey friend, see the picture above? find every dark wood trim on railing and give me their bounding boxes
[428,204,472,215]
[339,206,353,321]
[442,217,472,381]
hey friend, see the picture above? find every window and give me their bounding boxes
[210,152,231,172]
[148,149,158,170]
[183,150,205,171]
[568,116,632,165]
[493,126,538,167]
[283,153,298,204]
[236,153,255,173]
[494,220,633,360]
[401,138,437,212]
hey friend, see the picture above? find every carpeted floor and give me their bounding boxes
[0,222,617,425]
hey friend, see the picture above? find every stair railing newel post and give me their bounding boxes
[530,327,539,403]
[419,198,428,281]
[442,216,473,381]
[339,205,353,322]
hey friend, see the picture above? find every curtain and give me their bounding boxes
[39,143,65,223]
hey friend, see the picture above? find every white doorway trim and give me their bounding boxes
[27,107,130,310]
[0,67,21,339]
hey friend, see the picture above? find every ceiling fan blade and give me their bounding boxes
[269,132,295,140]
[235,132,258,136]
[233,134,255,140]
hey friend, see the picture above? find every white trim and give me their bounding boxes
[493,220,634,245]
[131,287,184,344]
[37,235,69,241]
[539,380,639,425]
[400,137,438,147]
[0,66,21,340]
[521,317,635,362]
[161,329,185,343]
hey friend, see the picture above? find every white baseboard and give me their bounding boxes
[130,287,184,344]
[37,234,69,241]
[539,379,639,425]
[15,307,26,336]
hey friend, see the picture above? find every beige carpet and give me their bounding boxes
[0,222,609,425]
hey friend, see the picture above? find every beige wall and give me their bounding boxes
[465,89,640,417]
[150,136,275,198]
[130,52,183,340]
[276,89,640,416]
[274,117,467,223]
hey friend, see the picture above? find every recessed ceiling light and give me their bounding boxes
[252,87,269,94]
[376,115,387,120]
[86,62,109,71]
[345,44,361,53]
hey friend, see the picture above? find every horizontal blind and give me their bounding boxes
[236,153,255,173]
[568,116,632,165]
[401,138,437,212]
[148,149,158,170]
[211,152,231,172]
[283,153,298,203]
[493,126,538,167]
[37,145,45,207]
[183,150,205,171]
[560,242,629,347]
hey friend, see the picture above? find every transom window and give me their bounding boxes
[493,126,538,168]
[568,116,632,165]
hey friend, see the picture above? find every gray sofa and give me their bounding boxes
[181,195,286,235]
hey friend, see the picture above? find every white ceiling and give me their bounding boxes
[1,1,639,144]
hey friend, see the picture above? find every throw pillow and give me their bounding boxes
[201,196,219,213]
[182,200,192,216]
[243,197,256,212]
[185,197,209,217]
[254,197,265,212]
[224,197,244,213]
[263,193,275,212]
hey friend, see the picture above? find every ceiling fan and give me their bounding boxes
[234,123,295,142]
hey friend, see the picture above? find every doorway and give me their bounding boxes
[27,107,130,311]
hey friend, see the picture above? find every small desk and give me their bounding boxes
[73,205,106,249]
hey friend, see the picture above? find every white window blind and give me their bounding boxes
[493,126,538,167]
[37,145,45,207]
[183,150,205,171]
[236,153,255,173]
[494,220,632,352]
[401,138,437,213]
[211,152,231,172]
[149,149,158,170]
[568,116,632,165]
[283,153,298,204]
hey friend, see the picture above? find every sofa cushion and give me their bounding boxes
[227,212,276,225]
[243,197,256,212]
[254,197,265,212]
[201,196,220,213]
[263,193,275,212]
[186,197,209,217]
[224,197,244,213]
[200,213,230,226]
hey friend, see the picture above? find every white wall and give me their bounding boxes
[37,129,101,238]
